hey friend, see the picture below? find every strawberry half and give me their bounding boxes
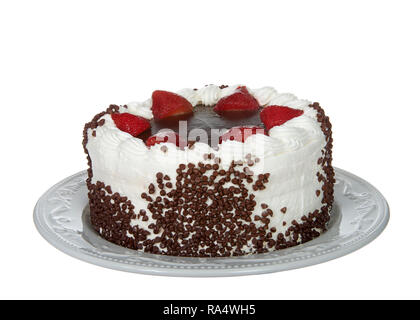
[111,113,151,137]
[152,90,194,120]
[214,86,260,113]
[219,126,267,143]
[146,131,186,148]
[260,106,304,131]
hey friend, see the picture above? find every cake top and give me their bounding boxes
[92,85,321,149]
[84,85,325,170]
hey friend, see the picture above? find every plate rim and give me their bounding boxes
[33,167,390,277]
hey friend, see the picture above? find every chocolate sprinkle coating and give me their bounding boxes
[83,96,334,257]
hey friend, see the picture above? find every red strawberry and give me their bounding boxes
[214,86,260,113]
[146,131,186,148]
[260,106,304,130]
[111,113,151,137]
[152,90,194,120]
[219,126,267,143]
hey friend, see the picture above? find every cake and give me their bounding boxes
[83,85,334,257]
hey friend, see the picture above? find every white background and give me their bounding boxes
[1,0,419,300]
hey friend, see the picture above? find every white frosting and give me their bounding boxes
[125,99,153,119]
[250,86,278,106]
[86,85,327,253]
[177,85,240,106]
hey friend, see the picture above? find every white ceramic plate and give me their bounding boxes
[33,167,389,277]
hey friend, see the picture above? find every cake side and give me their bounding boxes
[83,85,334,257]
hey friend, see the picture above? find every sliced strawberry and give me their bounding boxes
[260,106,304,130]
[146,131,186,148]
[111,113,151,137]
[214,86,260,113]
[219,126,267,143]
[152,90,194,120]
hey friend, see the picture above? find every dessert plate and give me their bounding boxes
[33,167,389,277]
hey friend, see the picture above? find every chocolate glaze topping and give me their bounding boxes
[138,105,264,144]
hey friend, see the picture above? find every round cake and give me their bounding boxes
[83,85,334,257]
